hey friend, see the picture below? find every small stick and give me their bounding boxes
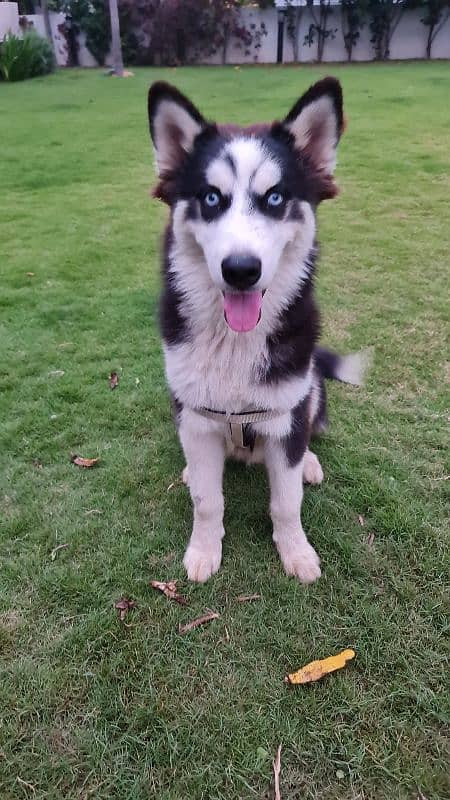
[273,744,282,800]
[236,594,261,603]
[178,611,219,634]
[17,777,36,793]
[50,543,68,561]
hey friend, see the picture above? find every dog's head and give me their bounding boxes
[148,78,344,333]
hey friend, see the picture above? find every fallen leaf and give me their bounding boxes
[114,597,136,622]
[178,611,219,634]
[50,543,68,561]
[108,371,119,390]
[26,272,35,277]
[150,579,188,606]
[48,370,65,378]
[358,514,365,527]
[70,454,99,468]
[286,648,355,685]
[32,458,43,469]
[256,746,269,764]
[336,769,345,779]
[110,69,134,78]
[236,593,261,603]
[273,744,282,800]
[83,508,103,515]
[366,531,375,547]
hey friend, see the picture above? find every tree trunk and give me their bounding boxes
[40,0,55,56]
[292,9,302,61]
[316,2,331,63]
[383,28,390,59]
[342,10,351,62]
[108,0,124,76]
[222,22,230,65]
[426,24,434,58]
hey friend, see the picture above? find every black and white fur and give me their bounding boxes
[147,78,367,584]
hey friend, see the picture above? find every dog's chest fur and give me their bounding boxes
[165,323,267,412]
[165,321,311,416]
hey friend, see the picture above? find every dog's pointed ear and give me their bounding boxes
[282,77,344,175]
[148,82,206,175]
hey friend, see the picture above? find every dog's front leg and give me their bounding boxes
[179,412,225,583]
[265,438,321,584]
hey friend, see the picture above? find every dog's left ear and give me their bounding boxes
[282,77,344,175]
[148,82,207,176]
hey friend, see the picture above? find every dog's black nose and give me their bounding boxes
[221,254,261,290]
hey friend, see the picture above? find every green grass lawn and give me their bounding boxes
[1,63,449,800]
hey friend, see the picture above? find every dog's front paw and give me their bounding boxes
[303,449,324,485]
[276,536,321,584]
[183,538,222,583]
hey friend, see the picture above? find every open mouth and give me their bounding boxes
[223,290,263,333]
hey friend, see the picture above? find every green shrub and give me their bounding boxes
[0,31,55,82]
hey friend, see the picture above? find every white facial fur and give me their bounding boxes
[166,180,315,418]
[186,137,312,293]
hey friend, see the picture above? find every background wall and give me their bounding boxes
[0,1,20,38]
[279,6,450,62]
[1,2,449,67]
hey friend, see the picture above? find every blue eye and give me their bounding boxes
[204,191,220,207]
[267,191,284,207]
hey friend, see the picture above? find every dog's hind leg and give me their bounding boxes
[302,448,324,485]
[179,411,226,583]
[265,438,321,584]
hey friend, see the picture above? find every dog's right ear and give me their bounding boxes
[148,82,206,176]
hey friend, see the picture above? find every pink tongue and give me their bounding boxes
[223,291,263,332]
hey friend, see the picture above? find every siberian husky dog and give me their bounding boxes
[147,77,367,584]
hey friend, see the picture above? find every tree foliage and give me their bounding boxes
[341,0,367,59]
[367,0,406,59]
[285,1,303,61]
[303,0,337,62]
[119,0,266,66]
[19,0,450,66]
[418,0,450,57]
[58,0,110,65]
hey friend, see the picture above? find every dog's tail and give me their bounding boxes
[314,346,372,387]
